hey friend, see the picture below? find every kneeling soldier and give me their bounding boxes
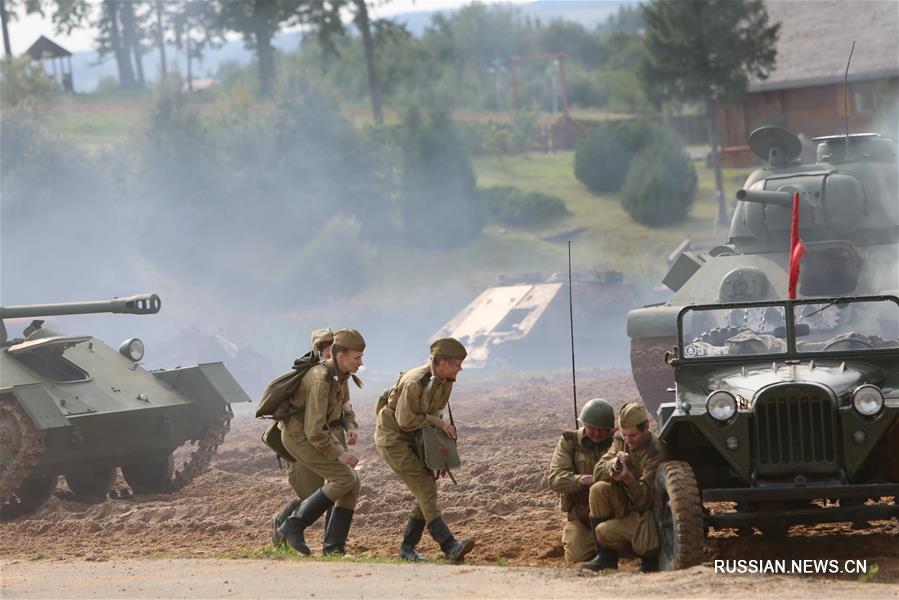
[547,398,615,563]
[374,338,475,563]
[582,402,667,573]
[277,328,366,556]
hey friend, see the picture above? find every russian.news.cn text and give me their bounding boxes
[714,559,868,575]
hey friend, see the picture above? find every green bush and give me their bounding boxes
[481,186,569,228]
[619,130,697,227]
[398,105,485,249]
[573,119,656,193]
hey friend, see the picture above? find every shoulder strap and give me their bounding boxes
[419,371,432,386]
[562,430,577,442]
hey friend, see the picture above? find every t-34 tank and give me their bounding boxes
[0,293,250,516]
[628,127,899,417]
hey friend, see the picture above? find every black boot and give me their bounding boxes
[639,552,659,573]
[323,507,354,556]
[427,516,475,563]
[277,489,334,555]
[581,517,619,571]
[399,518,426,561]
[271,498,303,547]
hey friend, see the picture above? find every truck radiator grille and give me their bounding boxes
[754,390,836,467]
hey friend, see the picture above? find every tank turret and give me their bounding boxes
[0,292,249,517]
[628,127,899,416]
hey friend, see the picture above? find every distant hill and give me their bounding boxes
[58,1,634,92]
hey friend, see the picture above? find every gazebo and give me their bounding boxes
[25,35,74,92]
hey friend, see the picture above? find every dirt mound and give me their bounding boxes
[1,371,897,582]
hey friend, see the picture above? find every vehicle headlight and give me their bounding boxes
[706,390,737,421]
[119,338,145,362]
[852,385,883,416]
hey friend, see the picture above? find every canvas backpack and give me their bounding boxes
[255,351,320,420]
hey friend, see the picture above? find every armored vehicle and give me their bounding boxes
[629,128,899,417]
[653,295,899,570]
[434,270,637,369]
[0,294,250,516]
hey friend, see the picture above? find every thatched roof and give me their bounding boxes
[24,35,72,60]
[750,1,899,92]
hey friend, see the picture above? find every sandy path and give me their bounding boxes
[3,559,897,599]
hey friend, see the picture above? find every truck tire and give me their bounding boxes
[65,466,116,500]
[654,460,704,570]
[122,454,175,494]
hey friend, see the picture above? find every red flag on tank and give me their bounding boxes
[788,191,806,299]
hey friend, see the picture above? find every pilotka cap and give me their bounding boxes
[333,328,366,352]
[429,337,467,360]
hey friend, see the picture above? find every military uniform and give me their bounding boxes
[277,329,366,556]
[374,337,475,563]
[287,404,357,499]
[547,428,611,562]
[280,361,360,509]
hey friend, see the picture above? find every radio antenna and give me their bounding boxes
[843,41,855,159]
[567,241,578,428]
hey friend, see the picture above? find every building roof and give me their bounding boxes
[24,35,72,60]
[749,1,899,92]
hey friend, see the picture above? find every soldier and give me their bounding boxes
[373,337,475,563]
[270,328,360,547]
[582,402,667,573]
[547,398,615,563]
[276,328,366,556]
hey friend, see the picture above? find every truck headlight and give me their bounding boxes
[852,385,883,416]
[707,391,737,421]
[119,338,145,362]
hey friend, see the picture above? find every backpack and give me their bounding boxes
[255,351,320,420]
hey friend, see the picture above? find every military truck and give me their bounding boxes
[629,128,899,417]
[0,294,250,516]
[653,294,899,570]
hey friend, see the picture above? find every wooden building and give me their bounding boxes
[25,35,74,93]
[717,1,898,166]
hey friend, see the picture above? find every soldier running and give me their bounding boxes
[276,328,366,556]
[374,337,475,563]
[547,398,615,563]
[270,328,360,547]
[582,402,668,573]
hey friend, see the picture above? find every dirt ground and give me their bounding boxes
[1,371,897,596]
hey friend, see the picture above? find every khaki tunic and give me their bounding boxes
[588,431,667,555]
[279,361,360,509]
[373,363,452,523]
[287,403,357,499]
[547,428,610,563]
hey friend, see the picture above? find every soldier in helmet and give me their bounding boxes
[276,328,366,556]
[373,337,475,563]
[547,398,616,563]
[582,402,668,573]
[270,328,360,547]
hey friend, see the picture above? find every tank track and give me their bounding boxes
[0,397,46,508]
[170,405,233,492]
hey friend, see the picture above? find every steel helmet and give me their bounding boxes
[579,398,615,430]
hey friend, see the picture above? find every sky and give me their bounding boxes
[6,0,535,55]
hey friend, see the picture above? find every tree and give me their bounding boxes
[1,0,45,59]
[213,0,306,96]
[641,0,779,225]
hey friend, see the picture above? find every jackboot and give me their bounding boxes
[277,489,334,555]
[399,517,426,562]
[639,552,659,573]
[581,517,619,571]
[322,507,354,556]
[427,516,475,563]
[271,497,303,547]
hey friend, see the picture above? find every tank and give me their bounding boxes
[628,127,899,416]
[0,293,250,516]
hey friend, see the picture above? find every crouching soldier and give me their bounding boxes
[277,328,366,556]
[547,398,615,564]
[582,402,667,573]
[374,337,475,563]
[271,328,360,547]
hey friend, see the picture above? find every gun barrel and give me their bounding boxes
[735,189,794,207]
[0,293,161,319]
